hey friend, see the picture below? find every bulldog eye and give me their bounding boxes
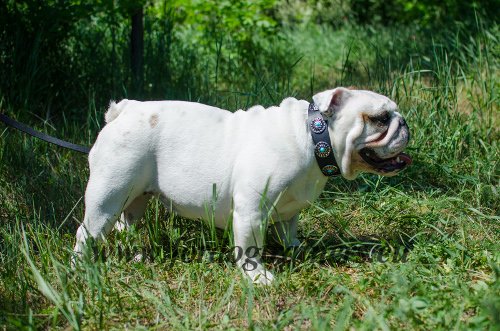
[369,112,390,126]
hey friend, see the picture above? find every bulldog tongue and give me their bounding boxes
[382,152,412,171]
[397,153,412,165]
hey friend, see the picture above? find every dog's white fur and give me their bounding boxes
[74,87,409,284]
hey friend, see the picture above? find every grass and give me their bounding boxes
[0,17,499,330]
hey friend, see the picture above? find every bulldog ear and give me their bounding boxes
[312,87,350,116]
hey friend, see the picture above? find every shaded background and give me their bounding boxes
[1,0,497,119]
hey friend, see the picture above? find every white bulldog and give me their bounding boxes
[73,87,411,284]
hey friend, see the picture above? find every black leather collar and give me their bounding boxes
[307,102,341,177]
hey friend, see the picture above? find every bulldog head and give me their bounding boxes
[313,87,412,180]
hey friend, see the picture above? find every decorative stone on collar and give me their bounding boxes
[307,102,341,177]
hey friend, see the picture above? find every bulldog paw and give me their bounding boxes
[70,255,78,270]
[245,267,275,285]
[240,264,274,285]
[288,238,301,248]
[285,239,305,260]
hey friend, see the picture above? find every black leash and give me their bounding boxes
[0,113,91,154]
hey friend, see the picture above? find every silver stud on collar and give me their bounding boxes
[321,164,339,176]
[314,141,331,158]
[310,117,326,134]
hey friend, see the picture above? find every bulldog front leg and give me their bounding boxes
[232,203,274,285]
[272,215,301,249]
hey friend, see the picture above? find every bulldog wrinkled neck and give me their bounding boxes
[307,102,341,177]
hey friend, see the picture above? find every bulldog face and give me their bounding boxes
[313,87,412,179]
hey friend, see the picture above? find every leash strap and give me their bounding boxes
[307,102,341,176]
[0,113,91,154]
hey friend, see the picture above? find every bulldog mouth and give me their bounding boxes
[360,148,412,172]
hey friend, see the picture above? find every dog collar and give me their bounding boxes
[307,102,341,177]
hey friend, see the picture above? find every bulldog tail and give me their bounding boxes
[105,99,128,123]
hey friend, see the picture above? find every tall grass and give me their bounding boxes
[1,15,498,330]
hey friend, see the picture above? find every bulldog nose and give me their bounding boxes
[399,117,410,142]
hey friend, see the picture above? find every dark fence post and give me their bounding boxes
[130,6,144,96]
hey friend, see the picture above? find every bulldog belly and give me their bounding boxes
[157,181,234,228]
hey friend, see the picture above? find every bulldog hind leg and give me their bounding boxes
[73,171,145,263]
